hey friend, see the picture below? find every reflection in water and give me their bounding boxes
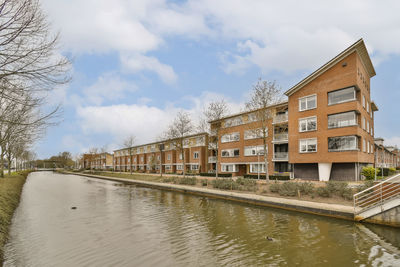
[4,172,400,266]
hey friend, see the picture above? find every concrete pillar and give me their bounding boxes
[318,163,332,181]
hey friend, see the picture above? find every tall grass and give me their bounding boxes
[0,171,30,265]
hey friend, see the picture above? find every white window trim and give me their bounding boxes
[328,136,358,152]
[221,132,240,143]
[299,94,317,111]
[193,152,199,159]
[244,145,265,156]
[249,163,266,173]
[327,111,357,129]
[328,87,357,106]
[220,164,238,173]
[299,138,317,153]
[221,148,240,158]
[299,116,317,132]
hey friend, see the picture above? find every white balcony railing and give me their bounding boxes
[273,133,288,141]
[273,114,288,124]
[273,152,288,160]
[208,156,217,163]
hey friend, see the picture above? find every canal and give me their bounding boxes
[3,172,400,266]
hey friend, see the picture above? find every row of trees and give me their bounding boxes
[118,78,283,180]
[0,0,71,176]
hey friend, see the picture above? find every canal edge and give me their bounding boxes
[63,171,356,222]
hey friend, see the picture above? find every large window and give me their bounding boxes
[328,136,357,152]
[328,111,357,128]
[244,145,265,156]
[328,87,356,105]
[224,117,243,128]
[221,164,238,172]
[193,152,199,159]
[221,132,240,143]
[299,95,316,111]
[177,164,183,170]
[299,138,317,153]
[221,149,240,157]
[244,128,264,140]
[250,163,265,173]
[299,116,317,132]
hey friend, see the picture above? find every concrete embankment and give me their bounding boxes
[65,172,355,221]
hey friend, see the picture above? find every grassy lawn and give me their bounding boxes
[0,171,30,265]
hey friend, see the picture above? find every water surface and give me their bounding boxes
[4,171,400,266]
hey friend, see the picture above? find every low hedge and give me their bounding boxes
[243,174,290,180]
[200,173,232,178]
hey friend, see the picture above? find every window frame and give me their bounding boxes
[328,111,357,129]
[299,138,317,153]
[193,152,199,159]
[244,145,265,156]
[299,116,317,132]
[328,135,358,152]
[299,94,317,111]
[221,132,240,143]
[328,87,357,106]
[221,148,240,158]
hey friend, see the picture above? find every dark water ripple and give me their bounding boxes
[3,172,400,267]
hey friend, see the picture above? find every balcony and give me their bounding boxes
[273,113,288,124]
[208,156,217,163]
[273,152,288,161]
[273,133,288,143]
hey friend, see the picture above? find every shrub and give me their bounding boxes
[326,181,348,194]
[298,182,314,195]
[211,179,238,190]
[177,177,197,185]
[361,166,376,180]
[269,183,280,193]
[356,180,375,193]
[236,177,257,191]
[200,179,208,186]
[269,175,290,181]
[278,182,298,197]
[316,187,331,197]
[389,167,397,176]
[162,177,177,183]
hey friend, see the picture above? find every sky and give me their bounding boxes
[35,0,400,158]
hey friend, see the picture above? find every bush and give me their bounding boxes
[356,180,375,193]
[236,177,257,191]
[278,182,298,197]
[244,174,266,179]
[361,166,376,180]
[316,187,331,197]
[200,179,208,186]
[212,178,238,190]
[177,177,197,185]
[200,173,232,178]
[298,182,314,195]
[269,175,290,180]
[269,183,280,193]
[389,167,397,175]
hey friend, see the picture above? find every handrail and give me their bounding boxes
[354,173,400,215]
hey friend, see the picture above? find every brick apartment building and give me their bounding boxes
[374,138,400,168]
[113,133,208,174]
[82,152,113,170]
[209,39,378,181]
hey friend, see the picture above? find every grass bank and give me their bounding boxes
[0,171,30,265]
[71,170,373,206]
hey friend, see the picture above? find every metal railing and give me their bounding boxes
[273,114,288,124]
[273,152,288,160]
[353,174,400,215]
[273,133,288,141]
[208,156,217,163]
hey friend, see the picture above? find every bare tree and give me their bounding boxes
[164,111,193,177]
[200,100,229,178]
[88,147,98,172]
[245,78,283,181]
[123,135,136,174]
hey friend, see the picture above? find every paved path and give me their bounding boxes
[64,171,355,221]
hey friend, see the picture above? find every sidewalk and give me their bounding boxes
[65,171,355,221]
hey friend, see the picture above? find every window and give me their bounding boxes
[299,138,317,153]
[244,145,265,156]
[176,164,183,170]
[367,121,370,133]
[244,128,264,140]
[191,164,199,170]
[367,141,370,153]
[221,149,240,157]
[134,158,137,162]
[299,95,316,111]
[167,154,171,161]
[157,155,161,160]
[179,154,183,160]
[221,132,240,143]
[221,164,238,172]
[328,87,356,105]
[362,116,366,130]
[224,117,243,128]
[165,165,171,171]
[299,116,317,132]
[328,136,357,152]
[140,156,144,162]
[250,163,265,173]
[362,94,366,108]
[193,152,199,159]
[127,158,130,163]
[247,113,258,122]
[328,111,357,128]
[363,139,366,152]
[366,101,370,113]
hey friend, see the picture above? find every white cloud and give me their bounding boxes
[82,73,137,105]
[120,53,178,84]
[384,136,400,149]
